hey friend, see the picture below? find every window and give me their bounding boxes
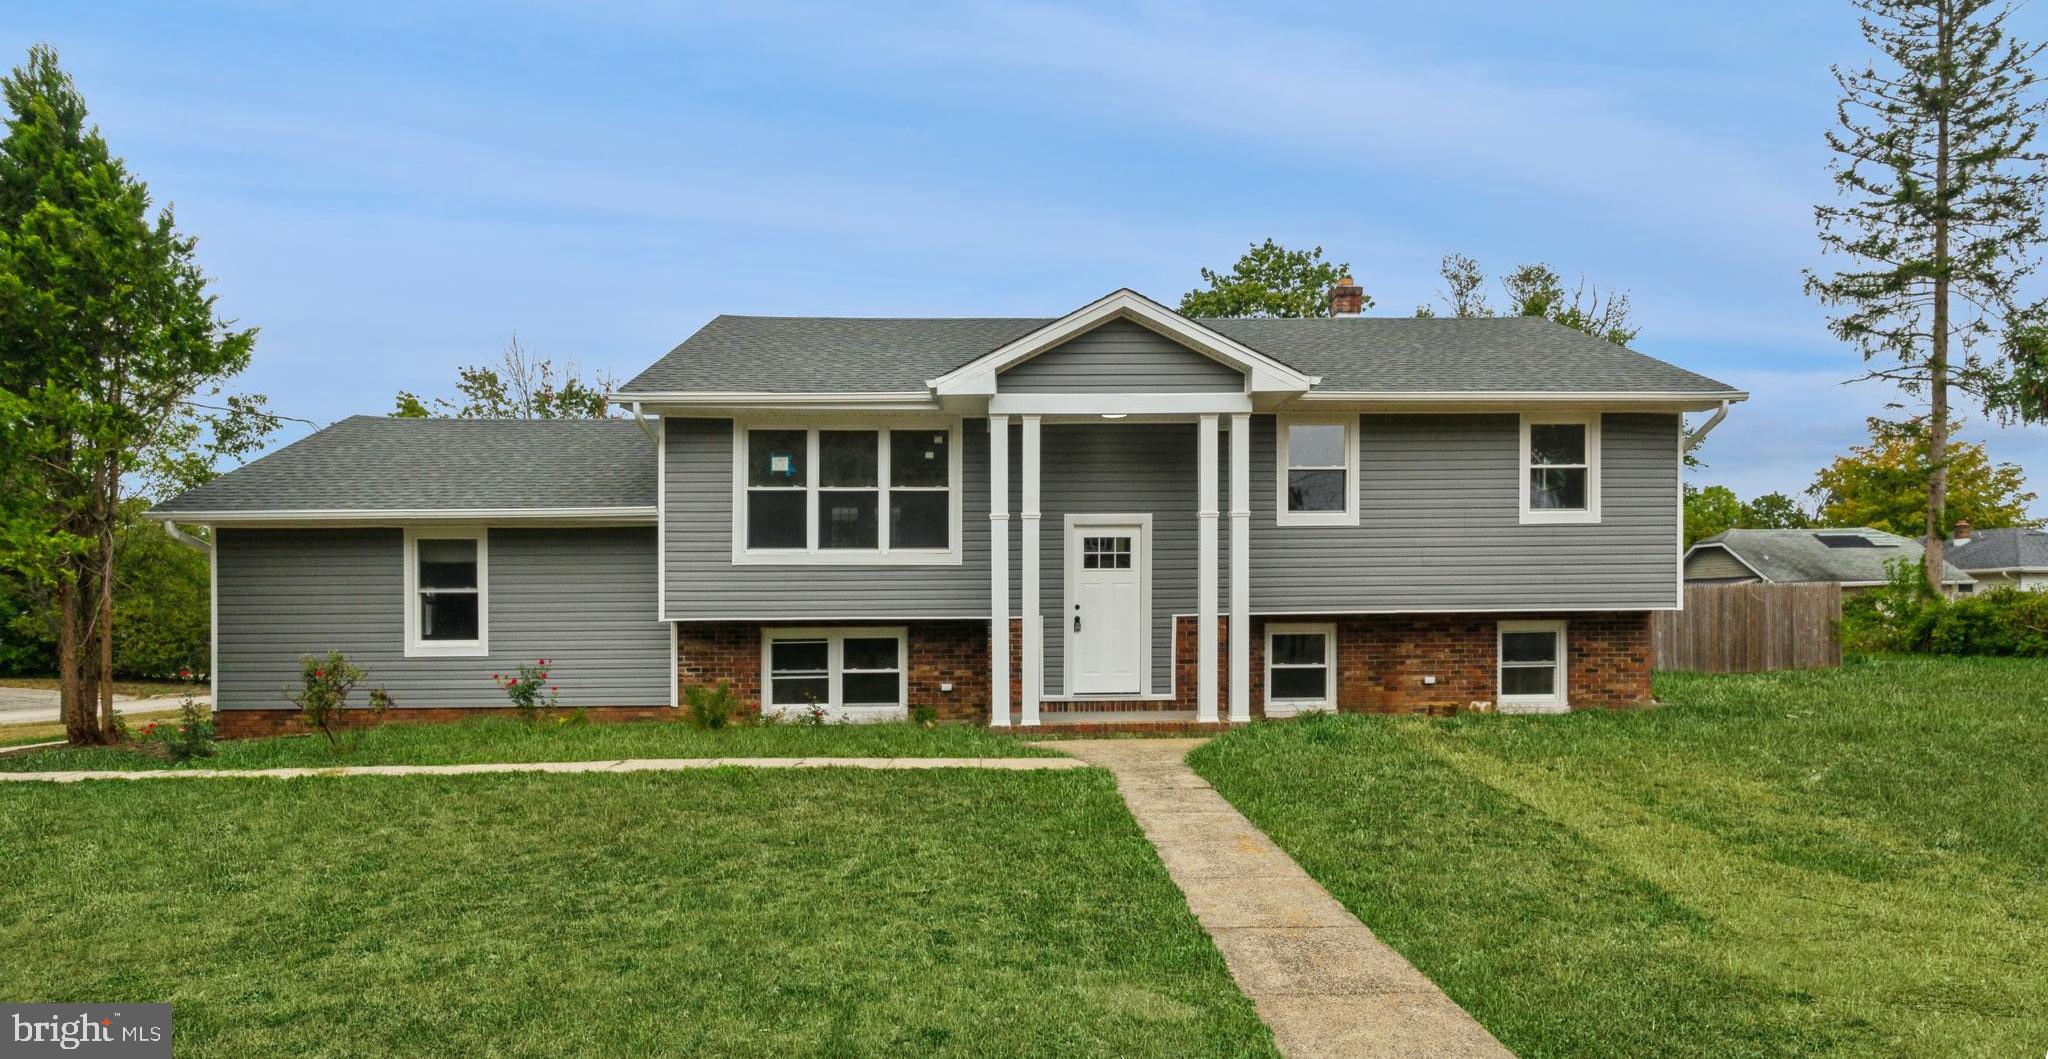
[736,424,960,564]
[1264,622,1336,715]
[1519,414,1602,524]
[762,628,907,720]
[403,528,487,657]
[1081,535,1131,569]
[1497,620,1566,713]
[1276,416,1358,526]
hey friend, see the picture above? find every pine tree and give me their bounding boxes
[1807,0,2048,591]
[0,46,268,743]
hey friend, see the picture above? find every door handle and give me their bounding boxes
[1073,605,1081,632]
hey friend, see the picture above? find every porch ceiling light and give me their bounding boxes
[1101,413,1128,419]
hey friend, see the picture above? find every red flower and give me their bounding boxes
[549,685,557,692]
[313,668,325,679]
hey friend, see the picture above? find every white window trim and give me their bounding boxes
[730,421,964,566]
[1519,413,1602,524]
[402,527,489,658]
[760,626,909,722]
[1275,415,1359,527]
[1263,621,1336,716]
[1497,619,1568,714]
[1061,514,1154,696]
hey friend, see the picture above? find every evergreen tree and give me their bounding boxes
[1179,239,1356,318]
[1807,0,2048,590]
[0,46,268,743]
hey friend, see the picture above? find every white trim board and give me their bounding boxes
[928,288,1318,397]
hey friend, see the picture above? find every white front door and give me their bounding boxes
[1068,524,1145,695]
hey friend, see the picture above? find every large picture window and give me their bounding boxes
[1497,620,1567,713]
[403,528,488,657]
[1276,416,1358,526]
[737,424,960,564]
[1519,414,1601,524]
[1263,622,1336,715]
[763,628,907,721]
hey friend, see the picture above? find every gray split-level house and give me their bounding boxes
[148,286,1745,735]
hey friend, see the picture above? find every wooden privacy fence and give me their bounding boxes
[1652,582,1843,673]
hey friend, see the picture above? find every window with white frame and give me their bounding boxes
[739,425,959,562]
[1519,414,1601,523]
[403,528,487,657]
[763,628,907,719]
[1497,620,1567,712]
[1264,622,1336,714]
[1276,416,1358,526]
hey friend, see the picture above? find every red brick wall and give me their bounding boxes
[676,620,992,723]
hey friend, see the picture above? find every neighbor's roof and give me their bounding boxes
[618,314,1743,396]
[149,416,655,517]
[1690,528,1974,586]
[1947,527,2048,571]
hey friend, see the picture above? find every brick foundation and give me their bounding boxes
[680,610,1651,725]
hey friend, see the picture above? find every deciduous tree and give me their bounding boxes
[392,334,618,419]
[1807,417,2040,535]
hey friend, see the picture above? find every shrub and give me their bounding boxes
[285,651,368,752]
[683,681,738,730]
[909,703,938,729]
[142,696,215,762]
[493,660,558,722]
[1841,558,2048,658]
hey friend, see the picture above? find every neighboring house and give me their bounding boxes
[150,286,1745,734]
[1946,523,2048,591]
[1684,528,1974,594]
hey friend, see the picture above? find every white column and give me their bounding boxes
[1020,415,1043,727]
[1197,413,1220,723]
[988,415,1010,727]
[1229,413,1251,723]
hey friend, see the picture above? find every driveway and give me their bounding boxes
[0,686,211,728]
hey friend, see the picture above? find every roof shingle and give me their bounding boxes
[150,416,655,515]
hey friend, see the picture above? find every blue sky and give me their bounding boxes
[7,1,2046,515]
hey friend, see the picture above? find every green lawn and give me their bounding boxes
[0,716,1054,771]
[0,767,1275,1058]
[1188,656,2048,1059]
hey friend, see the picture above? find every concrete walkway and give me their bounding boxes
[1046,738,1513,1059]
[0,756,1090,784]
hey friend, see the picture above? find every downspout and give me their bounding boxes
[629,401,659,445]
[162,519,210,554]
[1683,400,1730,453]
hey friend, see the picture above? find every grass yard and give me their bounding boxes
[0,767,1275,1058]
[0,708,182,748]
[0,716,1054,771]
[1189,656,2048,1059]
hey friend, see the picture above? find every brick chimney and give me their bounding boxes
[1329,276,1364,317]
[1953,519,1973,546]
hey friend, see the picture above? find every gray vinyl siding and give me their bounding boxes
[998,319,1244,394]
[1249,413,1681,611]
[663,417,993,619]
[1684,547,1758,582]
[1020,422,1220,697]
[215,527,670,710]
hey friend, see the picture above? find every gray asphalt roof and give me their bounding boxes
[618,314,1742,395]
[1947,527,2048,571]
[1691,528,1974,585]
[150,416,655,515]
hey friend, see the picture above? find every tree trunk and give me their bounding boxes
[57,577,87,745]
[1926,0,1955,597]
[97,536,116,737]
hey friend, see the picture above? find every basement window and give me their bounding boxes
[1264,623,1336,716]
[1496,620,1566,713]
[762,628,907,721]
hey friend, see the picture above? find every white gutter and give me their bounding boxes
[1683,400,1732,451]
[142,506,658,527]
